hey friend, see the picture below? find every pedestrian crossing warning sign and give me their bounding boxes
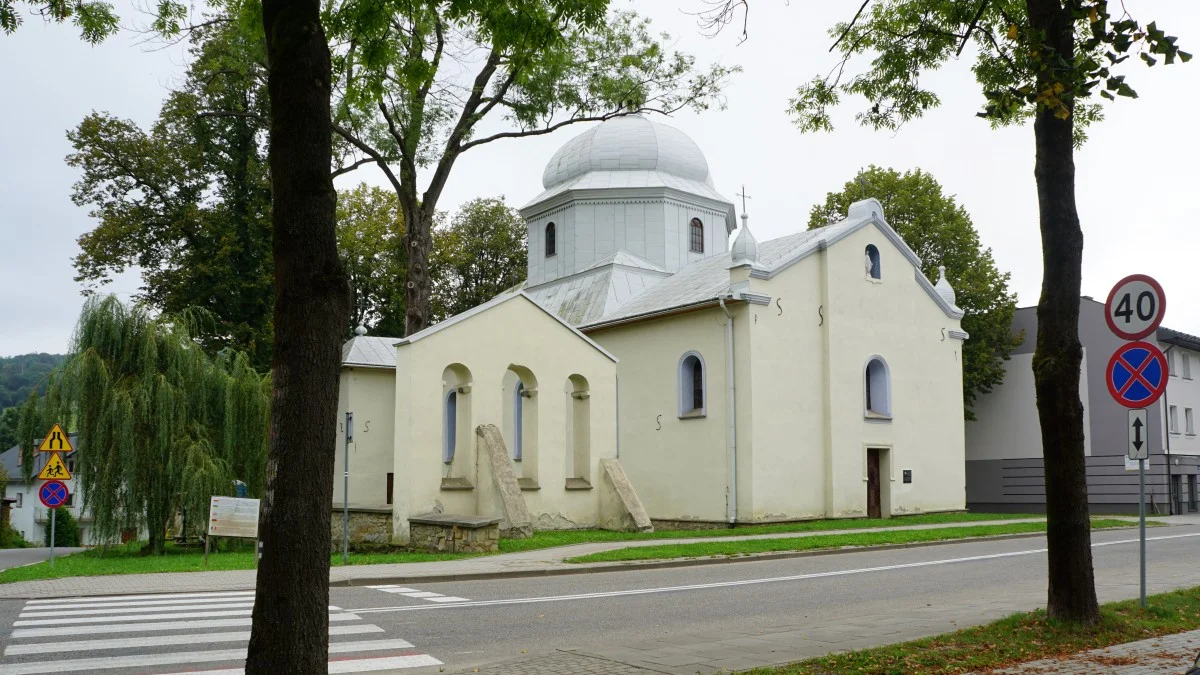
[36,453,71,481]
[37,424,72,452]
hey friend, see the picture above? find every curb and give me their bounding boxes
[333,528,1132,587]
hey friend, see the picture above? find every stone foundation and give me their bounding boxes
[330,506,392,550]
[409,513,501,553]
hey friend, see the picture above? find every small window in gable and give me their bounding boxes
[678,352,706,418]
[865,357,891,418]
[1184,353,1192,380]
[864,245,881,280]
[689,218,704,253]
[1168,349,1177,376]
[545,222,556,257]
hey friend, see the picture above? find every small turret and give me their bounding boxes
[354,325,368,337]
[934,266,959,310]
[730,213,759,267]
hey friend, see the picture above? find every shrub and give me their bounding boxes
[44,508,81,547]
[0,522,29,548]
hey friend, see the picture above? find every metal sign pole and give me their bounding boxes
[49,509,56,569]
[1139,457,1146,608]
[343,412,353,565]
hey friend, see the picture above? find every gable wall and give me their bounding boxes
[392,297,618,542]
[822,224,966,515]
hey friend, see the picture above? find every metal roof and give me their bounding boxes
[341,335,401,369]
[1158,326,1200,352]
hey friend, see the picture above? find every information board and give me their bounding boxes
[207,496,261,538]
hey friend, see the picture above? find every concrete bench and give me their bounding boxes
[408,513,502,553]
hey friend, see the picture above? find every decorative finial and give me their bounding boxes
[934,266,958,309]
[354,325,368,336]
[731,215,759,266]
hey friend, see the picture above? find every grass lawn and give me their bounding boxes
[564,519,1147,563]
[0,540,476,585]
[0,512,1052,584]
[497,511,1041,554]
[755,585,1200,674]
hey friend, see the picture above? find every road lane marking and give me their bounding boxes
[9,613,361,639]
[18,602,255,618]
[366,585,471,603]
[4,624,385,655]
[0,640,428,674]
[25,591,255,605]
[346,531,1200,615]
[26,596,260,611]
[174,654,444,674]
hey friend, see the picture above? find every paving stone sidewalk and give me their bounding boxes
[0,517,1058,599]
[987,628,1200,674]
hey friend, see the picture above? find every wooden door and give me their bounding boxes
[867,449,881,519]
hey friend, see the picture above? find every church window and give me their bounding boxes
[678,352,706,418]
[513,382,525,461]
[865,245,881,279]
[689,218,704,253]
[444,390,458,463]
[545,222,557,257]
[865,357,892,418]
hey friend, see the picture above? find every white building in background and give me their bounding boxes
[336,114,970,541]
[1,438,99,545]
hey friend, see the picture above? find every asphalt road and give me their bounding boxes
[0,526,1195,673]
[0,549,84,573]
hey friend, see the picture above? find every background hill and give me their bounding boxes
[0,353,66,449]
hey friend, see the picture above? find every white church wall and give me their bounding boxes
[744,256,829,521]
[391,296,618,542]
[334,367,397,508]
[589,307,732,523]
[823,224,967,517]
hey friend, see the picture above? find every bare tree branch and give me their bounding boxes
[832,0,872,52]
[958,0,990,56]
[331,123,403,196]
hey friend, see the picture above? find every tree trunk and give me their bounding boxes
[403,205,435,336]
[1027,0,1100,626]
[246,0,347,671]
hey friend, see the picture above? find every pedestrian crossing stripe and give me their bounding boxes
[35,454,70,481]
[1,593,443,674]
[36,425,72,453]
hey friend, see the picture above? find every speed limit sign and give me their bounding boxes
[1105,274,1166,341]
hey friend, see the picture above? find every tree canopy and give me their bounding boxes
[329,0,737,334]
[431,197,527,322]
[0,353,64,410]
[808,167,1020,419]
[337,184,407,337]
[18,297,270,553]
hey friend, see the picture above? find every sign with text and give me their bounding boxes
[207,496,260,538]
[1105,274,1166,341]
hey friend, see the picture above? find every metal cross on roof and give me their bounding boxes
[736,185,752,214]
[855,171,871,192]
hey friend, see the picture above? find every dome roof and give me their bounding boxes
[541,115,712,189]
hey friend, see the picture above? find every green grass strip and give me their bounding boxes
[498,511,1039,554]
[564,519,1145,563]
[754,585,1200,674]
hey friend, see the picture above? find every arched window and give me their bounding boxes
[678,352,706,417]
[545,222,556,257]
[865,357,891,418]
[689,218,704,253]
[512,382,524,461]
[864,244,881,279]
[444,390,458,463]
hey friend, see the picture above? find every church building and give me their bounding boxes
[336,115,969,542]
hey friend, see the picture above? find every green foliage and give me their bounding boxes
[0,354,65,410]
[0,0,119,43]
[337,184,407,337]
[328,0,738,332]
[808,167,1021,419]
[0,407,20,450]
[19,296,270,554]
[43,508,80,547]
[431,198,528,322]
[0,523,28,548]
[66,22,274,368]
[784,0,1188,147]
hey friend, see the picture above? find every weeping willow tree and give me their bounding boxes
[18,296,270,554]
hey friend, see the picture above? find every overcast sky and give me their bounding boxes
[1,1,1197,357]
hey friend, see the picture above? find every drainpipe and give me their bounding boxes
[718,297,737,525]
[1163,344,1174,514]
